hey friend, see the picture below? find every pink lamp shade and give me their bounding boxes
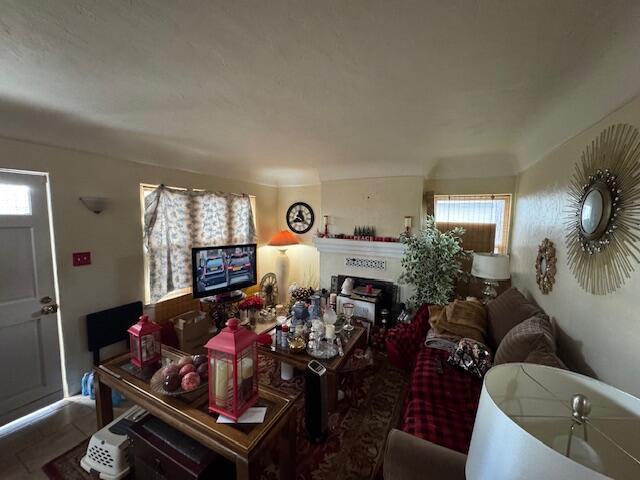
[268,230,300,247]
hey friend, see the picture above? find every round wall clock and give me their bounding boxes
[286,202,315,234]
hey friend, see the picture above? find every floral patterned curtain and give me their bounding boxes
[143,186,256,302]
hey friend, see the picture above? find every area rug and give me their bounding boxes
[43,353,408,480]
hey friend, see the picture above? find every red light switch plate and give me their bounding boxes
[73,251,91,266]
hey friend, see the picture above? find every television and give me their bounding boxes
[191,243,257,299]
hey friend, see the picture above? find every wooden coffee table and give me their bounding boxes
[258,325,367,411]
[94,345,297,480]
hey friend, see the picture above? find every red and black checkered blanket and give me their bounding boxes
[386,305,482,453]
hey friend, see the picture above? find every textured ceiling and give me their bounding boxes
[1,1,640,186]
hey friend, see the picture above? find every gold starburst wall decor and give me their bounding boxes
[565,124,640,295]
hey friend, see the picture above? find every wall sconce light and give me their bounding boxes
[404,216,412,235]
[80,197,108,214]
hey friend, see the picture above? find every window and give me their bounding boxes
[434,194,512,254]
[141,184,256,303]
[0,184,31,215]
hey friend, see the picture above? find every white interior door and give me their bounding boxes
[0,170,62,424]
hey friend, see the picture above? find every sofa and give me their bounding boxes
[383,288,565,480]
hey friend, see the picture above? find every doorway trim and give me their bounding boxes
[0,167,66,425]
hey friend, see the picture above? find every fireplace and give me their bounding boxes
[314,236,409,312]
[331,275,400,327]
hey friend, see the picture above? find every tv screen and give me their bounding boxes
[191,243,257,298]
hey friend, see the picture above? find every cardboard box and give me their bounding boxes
[170,310,212,354]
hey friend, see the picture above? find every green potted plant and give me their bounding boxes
[399,215,469,309]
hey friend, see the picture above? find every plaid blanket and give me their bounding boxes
[385,304,431,371]
[401,347,481,453]
[386,304,482,453]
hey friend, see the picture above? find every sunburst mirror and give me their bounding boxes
[565,123,640,295]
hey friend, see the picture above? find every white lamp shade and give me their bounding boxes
[471,253,510,280]
[466,363,640,480]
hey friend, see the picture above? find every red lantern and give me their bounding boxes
[127,315,162,369]
[205,318,258,421]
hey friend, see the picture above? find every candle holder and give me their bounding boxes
[205,318,258,422]
[404,216,413,236]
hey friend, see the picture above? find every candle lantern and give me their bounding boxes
[127,314,162,369]
[205,318,258,421]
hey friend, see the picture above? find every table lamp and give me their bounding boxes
[268,230,300,304]
[467,363,640,480]
[471,253,510,303]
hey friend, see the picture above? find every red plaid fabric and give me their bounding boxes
[401,347,481,453]
[385,304,431,371]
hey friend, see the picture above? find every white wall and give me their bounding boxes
[0,137,278,395]
[322,176,424,237]
[273,177,424,294]
[424,176,516,195]
[316,176,423,296]
[510,95,640,397]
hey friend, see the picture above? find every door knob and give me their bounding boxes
[40,296,53,304]
[41,304,59,314]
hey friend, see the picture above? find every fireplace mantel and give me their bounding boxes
[313,237,406,259]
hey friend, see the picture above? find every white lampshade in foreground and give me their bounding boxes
[467,363,640,480]
[471,253,510,280]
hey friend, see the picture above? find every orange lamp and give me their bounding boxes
[268,230,300,247]
[268,231,299,304]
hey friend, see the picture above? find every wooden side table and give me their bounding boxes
[258,326,367,411]
[94,346,297,480]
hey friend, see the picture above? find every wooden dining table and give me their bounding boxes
[94,345,297,480]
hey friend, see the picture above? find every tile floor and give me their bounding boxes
[0,396,130,479]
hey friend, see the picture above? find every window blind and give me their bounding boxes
[434,194,512,254]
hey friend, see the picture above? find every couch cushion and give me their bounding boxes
[494,316,555,365]
[401,347,481,454]
[525,349,567,369]
[486,288,544,348]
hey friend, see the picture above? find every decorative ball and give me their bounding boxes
[193,355,207,368]
[179,363,196,377]
[181,372,201,391]
[196,362,208,380]
[163,363,181,377]
[177,356,193,367]
[163,373,181,392]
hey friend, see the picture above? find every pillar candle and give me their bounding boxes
[241,357,254,380]
[215,360,229,406]
[325,324,335,340]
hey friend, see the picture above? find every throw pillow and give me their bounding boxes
[428,300,487,343]
[447,338,493,379]
[494,315,555,365]
[486,288,545,349]
[525,350,567,369]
